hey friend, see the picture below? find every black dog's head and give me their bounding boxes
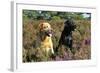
[64,19,76,33]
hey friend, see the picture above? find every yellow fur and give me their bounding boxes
[39,22,54,54]
[41,36,53,52]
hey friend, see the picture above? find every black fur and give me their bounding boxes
[57,19,76,50]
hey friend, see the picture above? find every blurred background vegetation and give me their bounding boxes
[23,10,91,20]
[23,10,91,62]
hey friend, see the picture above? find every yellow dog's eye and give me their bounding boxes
[43,27,46,28]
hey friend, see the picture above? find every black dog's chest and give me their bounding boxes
[65,35,72,41]
[64,35,72,43]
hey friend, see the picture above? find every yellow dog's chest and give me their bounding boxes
[41,36,53,49]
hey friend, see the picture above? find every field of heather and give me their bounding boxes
[23,19,91,62]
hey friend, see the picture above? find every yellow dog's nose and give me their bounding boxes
[45,30,52,37]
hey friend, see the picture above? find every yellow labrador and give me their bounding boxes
[39,22,54,54]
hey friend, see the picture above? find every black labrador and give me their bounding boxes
[57,19,76,50]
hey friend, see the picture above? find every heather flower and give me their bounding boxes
[55,56,62,61]
[85,39,90,45]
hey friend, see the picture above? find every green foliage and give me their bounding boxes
[52,16,61,20]
[23,10,91,20]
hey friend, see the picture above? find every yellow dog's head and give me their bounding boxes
[39,22,53,37]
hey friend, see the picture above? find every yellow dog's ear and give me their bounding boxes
[38,23,43,31]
